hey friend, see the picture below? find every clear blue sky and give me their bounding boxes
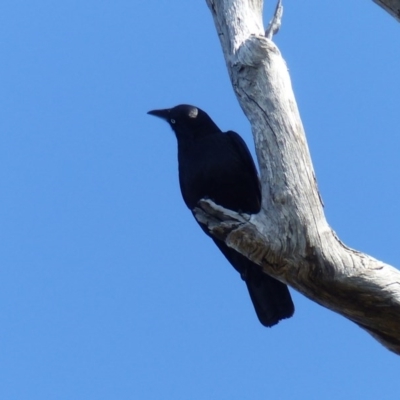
[0,1,399,399]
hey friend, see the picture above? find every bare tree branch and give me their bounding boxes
[374,0,400,21]
[265,0,282,39]
[204,0,400,354]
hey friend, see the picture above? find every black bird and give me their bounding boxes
[148,104,294,327]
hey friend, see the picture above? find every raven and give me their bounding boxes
[148,104,294,327]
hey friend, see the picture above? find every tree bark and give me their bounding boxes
[374,0,400,21]
[201,0,400,354]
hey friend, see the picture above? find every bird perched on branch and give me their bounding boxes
[148,104,294,327]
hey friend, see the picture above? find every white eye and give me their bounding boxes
[170,119,176,124]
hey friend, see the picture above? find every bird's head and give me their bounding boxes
[147,104,220,140]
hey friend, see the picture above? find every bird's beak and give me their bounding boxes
[147,108,170,121]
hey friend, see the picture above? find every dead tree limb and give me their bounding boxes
[202,0,400,354]
[374,0,400,21]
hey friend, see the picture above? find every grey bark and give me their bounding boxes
[374,0,400,21]
[201,0,400,354]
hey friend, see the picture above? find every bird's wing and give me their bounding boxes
[225,131,261,207]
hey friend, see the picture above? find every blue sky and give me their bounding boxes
[0,1,399,399]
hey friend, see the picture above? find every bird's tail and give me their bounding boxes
[244,265,294,327]
[212,238,294,327]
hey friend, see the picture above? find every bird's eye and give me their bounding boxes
[170,119,176,124]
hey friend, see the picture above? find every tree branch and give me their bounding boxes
[265,0,283,39]
[373,0,400,21]
[204,0,400,354]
